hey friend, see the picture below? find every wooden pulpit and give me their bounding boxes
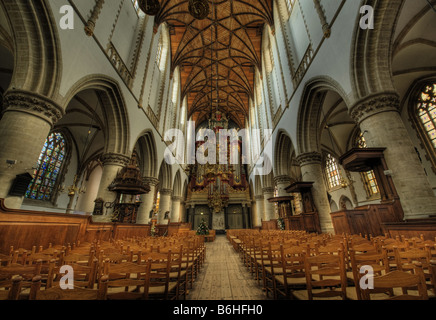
[285,182,322,233]
[330,148,404,236]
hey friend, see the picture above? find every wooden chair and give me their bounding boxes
[0,276,23,300]
[275,244,307,299]
[394,246,434,297]
[293,250,348,300]
[146,251,178,300]
[52,259,99,289]
[29,275,109,300]
[101,259,152,300]
[263,242,282,299]
[0,260,43,299]
[360,266,429,300]
[349,248,390,300]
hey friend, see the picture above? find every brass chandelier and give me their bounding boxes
[139,0,210,20]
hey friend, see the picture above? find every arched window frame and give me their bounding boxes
[354,132,380,199]
[409,81,436,174]
[324,153,342,190]
[25,131,70,204]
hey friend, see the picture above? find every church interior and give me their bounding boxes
[0,0,436,302]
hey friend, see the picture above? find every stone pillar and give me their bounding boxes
[136,177,159,224]
[171,196,183,222]
[350,93,436,219]
[0,90,63,209]
[158,188,172,224]
[274,175,292,197]
[262,187,276,221]
[94,153,130,221]
[254,195,264,227]
[297,152,333,233]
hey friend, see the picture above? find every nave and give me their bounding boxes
[187,235,268,300]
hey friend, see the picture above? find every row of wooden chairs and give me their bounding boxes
[230,230,436,300]
[0,233,206,300]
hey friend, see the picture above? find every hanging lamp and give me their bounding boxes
[138,0,161,16]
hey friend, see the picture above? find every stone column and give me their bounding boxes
[297,152,333,233]
[350,93,436,219]
[274,175,292,197]
[171,196,183,222]
[0,90,63,209]
[158,188,172,224]
[94,153,130,221]
[262,187,276,221]
[136,177,159,224]
[254,195,264,227]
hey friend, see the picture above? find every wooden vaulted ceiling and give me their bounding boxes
[153,0,274,128]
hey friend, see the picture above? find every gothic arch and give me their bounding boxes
[274,130,296,177]
[157,159,173,191]
[61,75,130,156]
[173,170,182,197]
[297,76,350,155]
[0,0,62,99]
[135,130,158,179]
[350,0,403,101]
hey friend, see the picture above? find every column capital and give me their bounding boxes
[171,195,183,202]
[143,176,159,187]
[262,187,275,194]
[3,89,64,126]
[274,175,291,185]
[349,92,400,125]
[296,151,322,166]
[255,195,264,201]
[101,153,130,166]
[160,188,173,196]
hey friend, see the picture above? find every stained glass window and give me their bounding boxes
[25,133,66,201]
[356,132,380,197]
[417,84,436,149]
[325,153,341,189]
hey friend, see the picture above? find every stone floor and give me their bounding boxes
[187,234,270,300]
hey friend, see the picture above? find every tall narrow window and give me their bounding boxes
[325,153,341,189]
[356,132,380,198]
[417,83,436,149]
[286,0,296,14]
[131,0,140,14]
[26,132,67,201]
[156,38,163,68]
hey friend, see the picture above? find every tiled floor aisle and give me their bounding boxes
[187,235,270,300]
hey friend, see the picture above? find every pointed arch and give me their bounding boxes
[350,0,403,101]
[61,75,130,156]
[173,170,182,197]
[296,76,350,155]
[274,130,296,177]
[135,130,158,179]
[157,159,173,190]
[0,0,62,99]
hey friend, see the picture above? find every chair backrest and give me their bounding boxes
[360,268,429,300]
[146,251,172,299]
[29,275,108,300]
[0,260,42,281]
[101,259,152,300]
[394,247,431,272]
[303,249,348,300]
